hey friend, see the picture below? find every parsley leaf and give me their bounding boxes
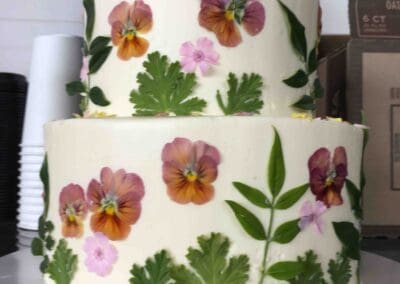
[328,251,351,284]
[130,52,207,116]
[216,73,264,115]
[171,233,250,284]
[288,250,326,284]
[129,250,173,284]
[46,239,78,284]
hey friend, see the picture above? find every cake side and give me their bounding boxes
[68,0,320,117]
[39,117,365,283]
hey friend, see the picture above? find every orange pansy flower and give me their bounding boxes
[87,167,145,241]
[108,0,153,60]
[162,138,221,205]
[59,184,88,238]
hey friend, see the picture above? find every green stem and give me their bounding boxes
[258,198,275,284]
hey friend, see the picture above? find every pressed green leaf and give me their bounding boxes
[292,95,316,111]
[328,251,351,284]
[332,222,360,260]
[307,47,318,74]
[130,52,206,116]
[38,216,46,239]
[275,184,308,209]
[83,0,95,42]
[89,87,111,106]
[66,81,86,96]
[346,179,362,220]
[267,261,304,280]
[216,73,264,115]
[278,0,308,61]
[31,237,43,256]
[312,79,324,99]
[40,255,50,274]
[232,182,271,208]
[268,127,285,198]
[89,36,111,55]
[184,233,250,284]
[45,221,55,233]
[46,235,56,251]
[171,265,202,284]
[129,250,172,284]
[40,156,49,218]
[272,219,301,244]
[46,239,78,284]
[288,250,326,284]
[226,201,266,240]
[89,46,112,74]
[283,69,309,88]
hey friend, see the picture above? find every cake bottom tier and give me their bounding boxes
[43,117,365,284]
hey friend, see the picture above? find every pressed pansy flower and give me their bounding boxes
[308,147,348,207]
[180,37,219,75]
[84,232,118,277]
[87,167,145,241]
[59,184,88,238]
[299,200,327,234]
[199,0,266,47]
[108,0,153,60]
[162,138,221,205]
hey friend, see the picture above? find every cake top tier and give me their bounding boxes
[68,0,320,117]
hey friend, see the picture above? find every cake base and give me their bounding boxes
[44,117,364,283]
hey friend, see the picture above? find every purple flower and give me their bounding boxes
[80,57,89,82]
[180,37,219,75]
[84,232,118,277]
[299,201,327,234]
[308,147,348,207]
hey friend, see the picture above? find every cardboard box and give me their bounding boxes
[349,0,400,39]
[316,36,349,118]
[347,39,400,237]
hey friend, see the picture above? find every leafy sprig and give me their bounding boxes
[328,251,351,284]
[129,250,172,284]
[130,52,207,116]
[216,73,264,115]
[46,240,78,284]
[226,127,308,283]
[287,250,326,284]
[66,0,111,112]
[278,0,324,112]
[31,156,55,273]
[129,233,250,284]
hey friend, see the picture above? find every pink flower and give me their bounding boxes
[84,232,118,277]
[80,57,89,81]
[59,184,88,238]
[162,138,221,205]
[299,200,327,234]
[180,37,219,75]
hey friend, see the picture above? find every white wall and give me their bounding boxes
[0,0,82,76]
[321,0,350,35]
[0,0,349,77]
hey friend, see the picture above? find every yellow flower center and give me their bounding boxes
[325,177,334,187]
[105,206,116,216]
[67,214,76,222]
[225,10,235,21]
[124,29,137,41]
[186,171,198,182]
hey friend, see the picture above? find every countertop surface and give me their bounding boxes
[0,249,399,283]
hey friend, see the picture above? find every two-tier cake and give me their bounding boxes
[31,1,367,283]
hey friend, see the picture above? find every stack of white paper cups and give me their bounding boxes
[17,34,82,240]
